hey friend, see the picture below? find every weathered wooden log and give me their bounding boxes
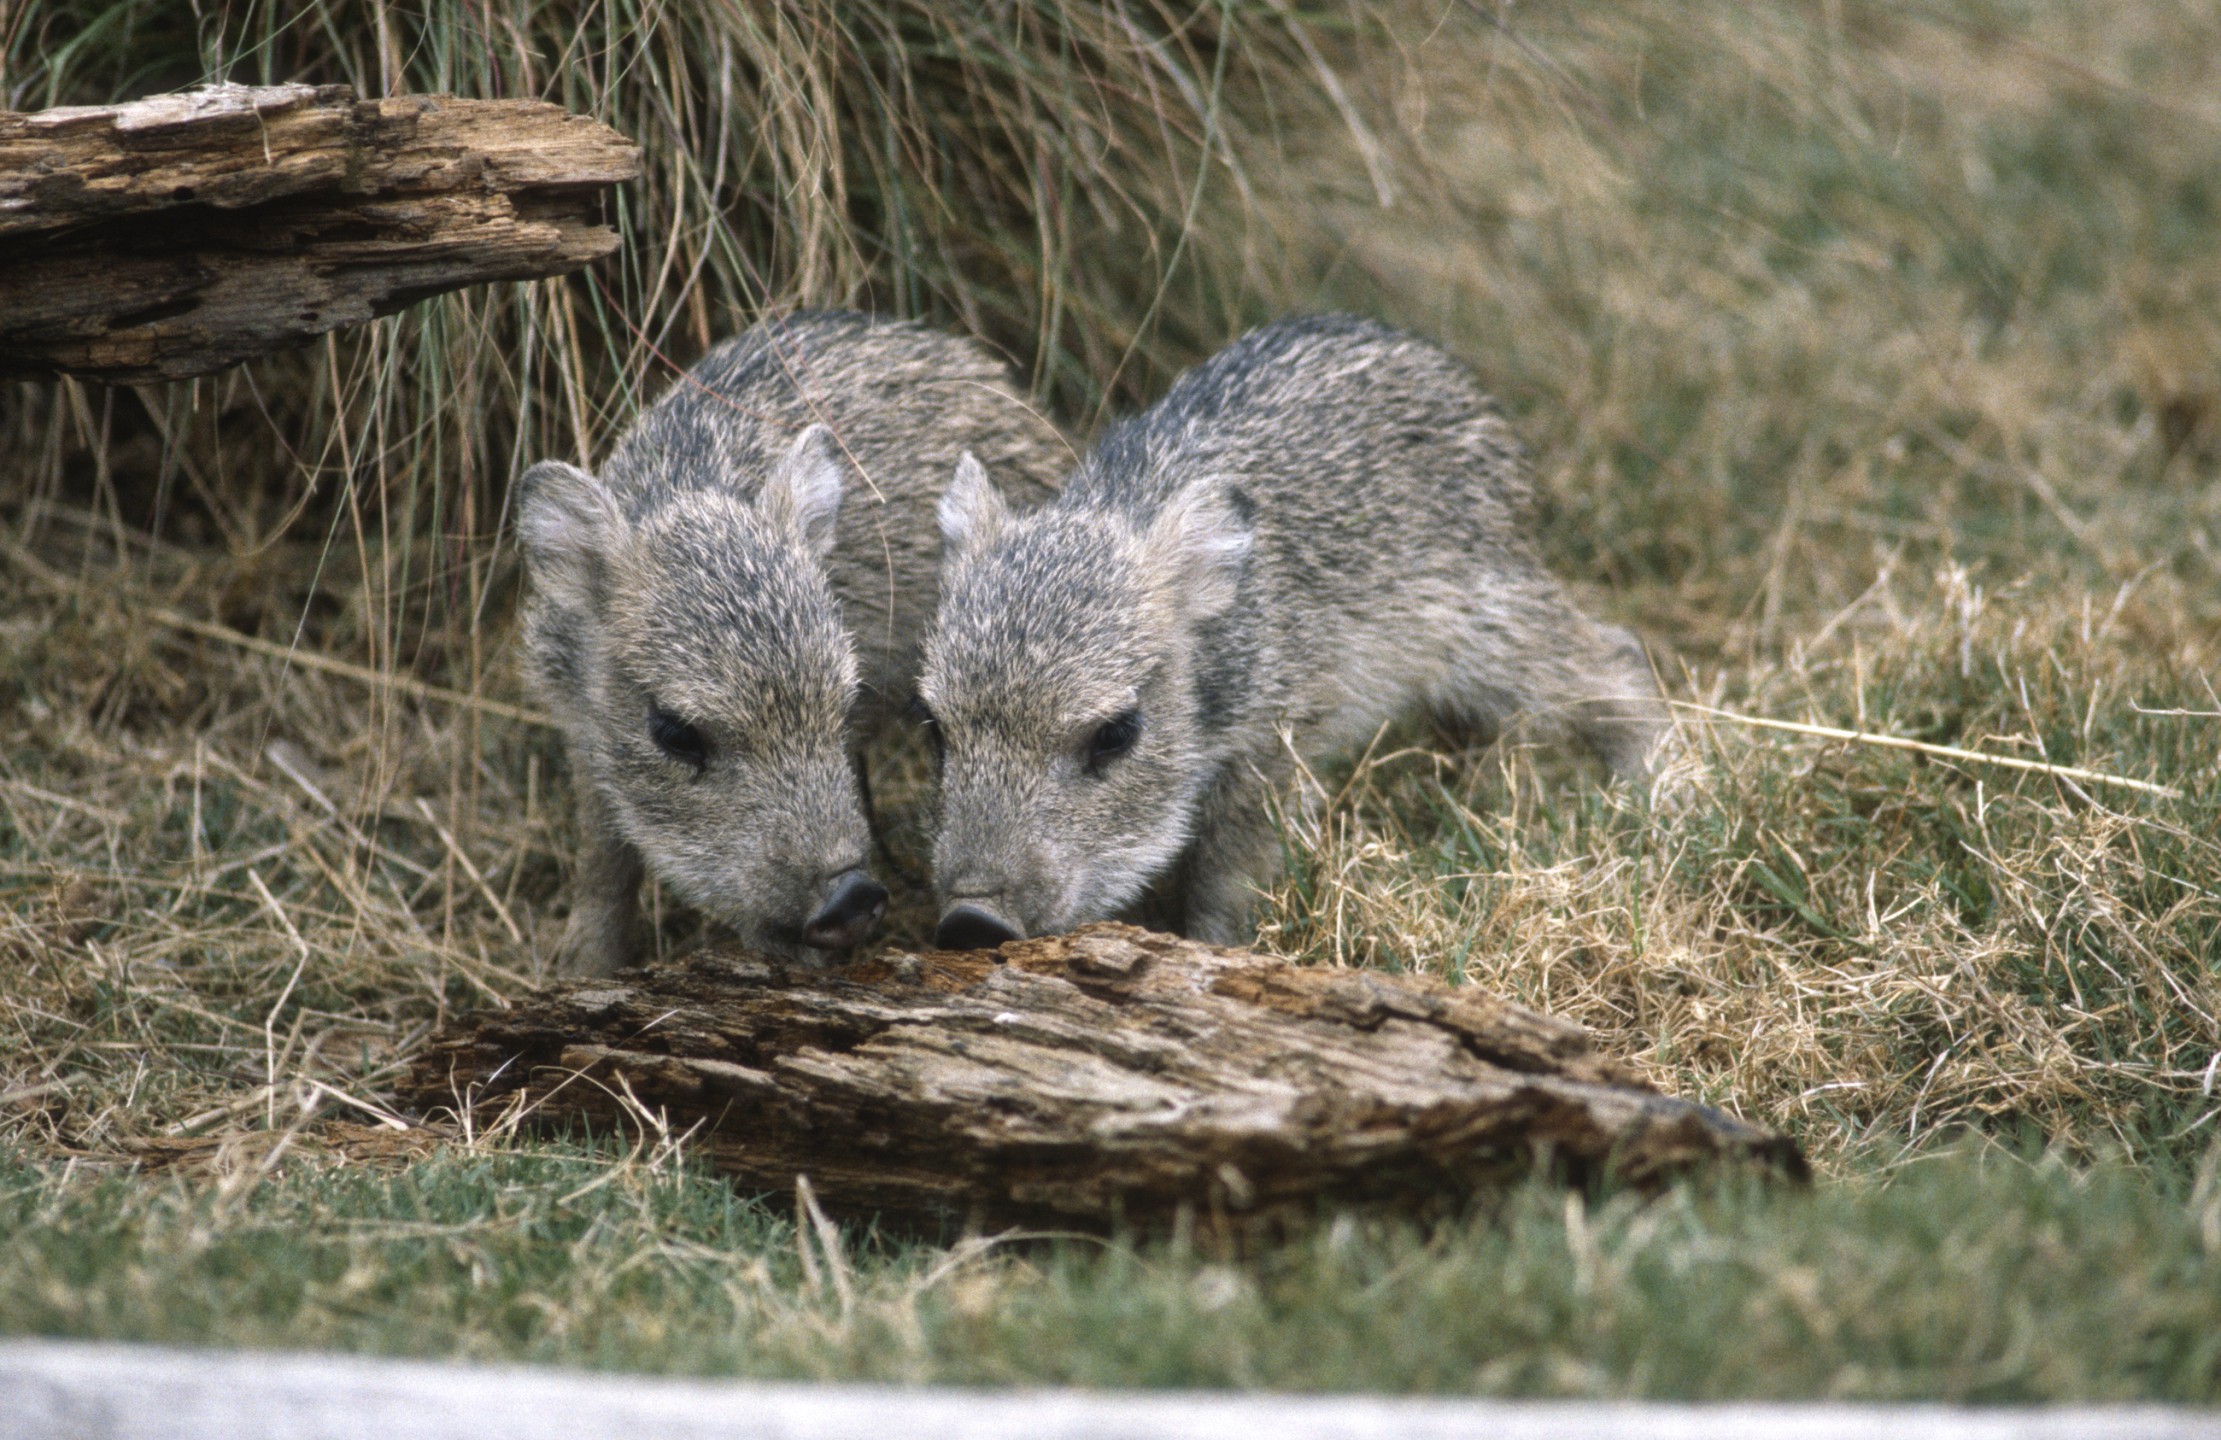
[0,83,639,383]
[402,925,1804,1228]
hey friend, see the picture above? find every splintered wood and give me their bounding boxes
[404,926,1804,1227]
[0,83,638,382]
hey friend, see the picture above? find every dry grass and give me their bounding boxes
[1259,576,2218,1164]
[1227,0,2221,1167]
[2,0,2218,1198]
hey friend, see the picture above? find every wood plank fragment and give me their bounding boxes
[401,925,1805,1228]
[0,83,639,383]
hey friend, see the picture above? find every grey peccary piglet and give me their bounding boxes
[519,311,1063,976]
[920,314,1671,950]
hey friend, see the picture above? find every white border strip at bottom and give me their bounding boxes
[2,1339,2215,1440]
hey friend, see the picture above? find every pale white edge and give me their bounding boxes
[1,1338,2214,1440]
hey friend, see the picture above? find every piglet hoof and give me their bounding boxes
[548,908,642,980]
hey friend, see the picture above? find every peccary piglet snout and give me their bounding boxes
[919,314,1673,949]
[518,311,1061,976]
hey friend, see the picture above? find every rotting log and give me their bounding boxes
[0,83,639,383]
[402,924,1805,1228]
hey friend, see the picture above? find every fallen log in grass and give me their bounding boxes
[402,925,1804,1228]
[0,83,638,383]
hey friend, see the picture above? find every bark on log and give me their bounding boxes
[402,925,1805,1229]
[0,83,639,383]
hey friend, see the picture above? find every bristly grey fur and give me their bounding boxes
[923,314,1672,946]
[519,310,1064,975]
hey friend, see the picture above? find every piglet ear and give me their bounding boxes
[1148,480,1254,622]
[938,452,1012,557]
[517,460,624,610]
[762,423,848,559]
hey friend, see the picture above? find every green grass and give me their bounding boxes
[3,0,2219,1403]
[5,1139,2220,1400]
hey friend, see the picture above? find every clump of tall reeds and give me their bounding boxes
[8,0,1372,628]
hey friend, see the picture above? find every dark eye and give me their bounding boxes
[648,706,708,772]
[1086,709,1142,772]
[908,696,945,766]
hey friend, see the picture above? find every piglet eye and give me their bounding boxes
[648,706,709,772]
[1086,709,1142,772]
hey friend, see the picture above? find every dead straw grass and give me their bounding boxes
[1228,0,2221,1168]
[1259,569,2218,1166]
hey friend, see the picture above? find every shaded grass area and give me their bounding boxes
[5,1139,2220,1401]
[2,0,2220,1402]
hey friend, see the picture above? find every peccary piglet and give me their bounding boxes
[921,315,1671,949]
[520,311,1062,976]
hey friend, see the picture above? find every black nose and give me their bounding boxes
[801,870,888,951]
[934,903,1023,952]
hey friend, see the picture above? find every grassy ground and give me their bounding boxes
[3,0,2219,1400]
[5,1140,2220,1401]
